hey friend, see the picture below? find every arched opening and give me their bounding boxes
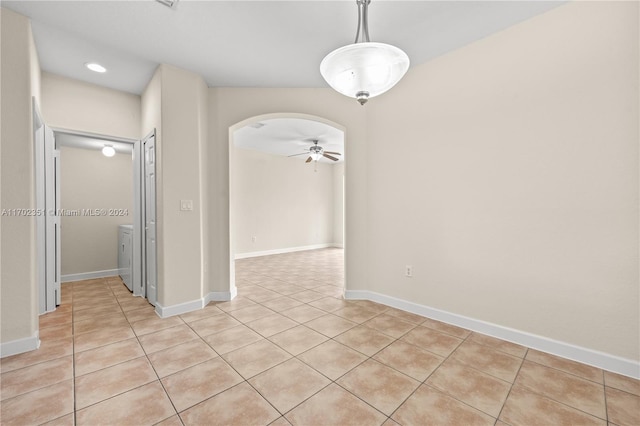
[228,113,347,302]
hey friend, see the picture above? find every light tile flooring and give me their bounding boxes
[1,248,639,425]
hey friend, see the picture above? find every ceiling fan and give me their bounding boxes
[288,140,341,163]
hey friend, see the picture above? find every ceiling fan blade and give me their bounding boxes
[287,152,309,157]
[323,153,339,161]
[324,151,341,155]
[305,156,313,163]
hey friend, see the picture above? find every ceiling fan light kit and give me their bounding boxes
[320,0,410,105]
[288,140,342,165]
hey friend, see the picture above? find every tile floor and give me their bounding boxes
[1,248,639,425]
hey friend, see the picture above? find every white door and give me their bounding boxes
[34,98,60,314]
[35,121,46,314]
[43,125,60,311]
[144,133,157,306]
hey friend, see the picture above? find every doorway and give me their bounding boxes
[54,131,135,287]
[33,108,157,312]
[228,113,346,297]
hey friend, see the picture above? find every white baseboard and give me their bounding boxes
[235,243,341,260]
[155,298,204,318]
[204,288,237,304]
[1,332,40,358]
[155,288,238,318]
[345,290,640,379]
[62,269,119,283]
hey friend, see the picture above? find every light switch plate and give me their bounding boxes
[180,200,193,211]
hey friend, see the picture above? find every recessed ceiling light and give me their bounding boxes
[85,62,107,73]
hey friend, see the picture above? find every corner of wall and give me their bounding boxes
[152,64,208,307]
[0,7,40,352]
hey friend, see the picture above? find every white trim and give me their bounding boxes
[50,127,137,144]
[344,290,640,379]
[61,269,119,283]
[155,288,238,319]
[35,107,46,314]
[132,139,144,297]
[204,288,238,305]
[1,332,40,358]
[235,243,340,260]
[155,298,203,318]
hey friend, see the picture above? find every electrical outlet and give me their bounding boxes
[405,265,413,277]
[251,236,257,243]
[180,200,193,211]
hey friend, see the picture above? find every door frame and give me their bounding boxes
[33,99,52,314]
[33,99,61,314]
[36,124,147,310]
[141,130,157,306]
[133,139,144,297]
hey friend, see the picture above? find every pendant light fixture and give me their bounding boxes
[320,0,410,105]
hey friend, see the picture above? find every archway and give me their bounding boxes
[228,113,347,299]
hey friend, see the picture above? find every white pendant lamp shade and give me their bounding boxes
[320,42,409,105]
[320,0,410,105]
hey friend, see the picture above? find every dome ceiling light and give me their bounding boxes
[320,0,410,105]
[102,145,116,157]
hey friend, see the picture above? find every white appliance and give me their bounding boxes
[118,224,133,291]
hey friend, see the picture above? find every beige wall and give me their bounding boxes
[233,148,335,255]
[141,67,162,141]
[160,65,208,306]
[59,146,133,275]
[208,88,367,294]
[0,8,41,346]
[366,2,639,361]
[141,64,208,307]
[41,72,140,140]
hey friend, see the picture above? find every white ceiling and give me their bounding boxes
[234,118,344,163]
[3,0,564,95]
[6,0,563,158]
